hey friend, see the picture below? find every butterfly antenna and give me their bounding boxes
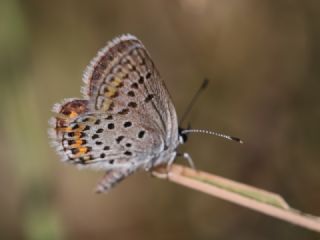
[181,129,244,144]
[179,78,209,126]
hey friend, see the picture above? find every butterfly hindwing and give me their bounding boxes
[50,98,164,171]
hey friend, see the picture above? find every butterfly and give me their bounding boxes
[49,34,241,193]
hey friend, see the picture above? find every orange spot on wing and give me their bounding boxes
[74,132,82,138]
[79,147,88,154]
[55,126,72,133]
[75,139,83,145]
[69,111,78,118]
[112,77,122,87]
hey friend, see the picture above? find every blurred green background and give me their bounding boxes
[1,0,319,239]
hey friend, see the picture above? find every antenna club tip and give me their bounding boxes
[202,78,209,89]
[231,136,244,144]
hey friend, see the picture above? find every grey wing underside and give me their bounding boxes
[83,34,179,150]
[50,34,179,193]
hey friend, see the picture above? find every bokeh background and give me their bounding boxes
[1,0,319,239]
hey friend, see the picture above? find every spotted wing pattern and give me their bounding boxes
[49,34,179,192]
[82,34,178,146]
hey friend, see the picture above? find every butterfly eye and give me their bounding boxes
[178,127,188,144]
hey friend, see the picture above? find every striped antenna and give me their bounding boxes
[181,129,244,144]
[179,79,209,126]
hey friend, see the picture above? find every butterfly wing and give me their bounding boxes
[49,99,163,169]
[82,34,179,150]
[49,35,179,192]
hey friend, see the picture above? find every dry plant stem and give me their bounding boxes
[154,164,320,233]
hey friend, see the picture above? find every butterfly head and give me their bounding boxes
[178,127,189,144]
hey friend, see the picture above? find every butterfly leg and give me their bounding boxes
[151,153,196,179]
[95,168,134,193]
[175,152,196,170]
